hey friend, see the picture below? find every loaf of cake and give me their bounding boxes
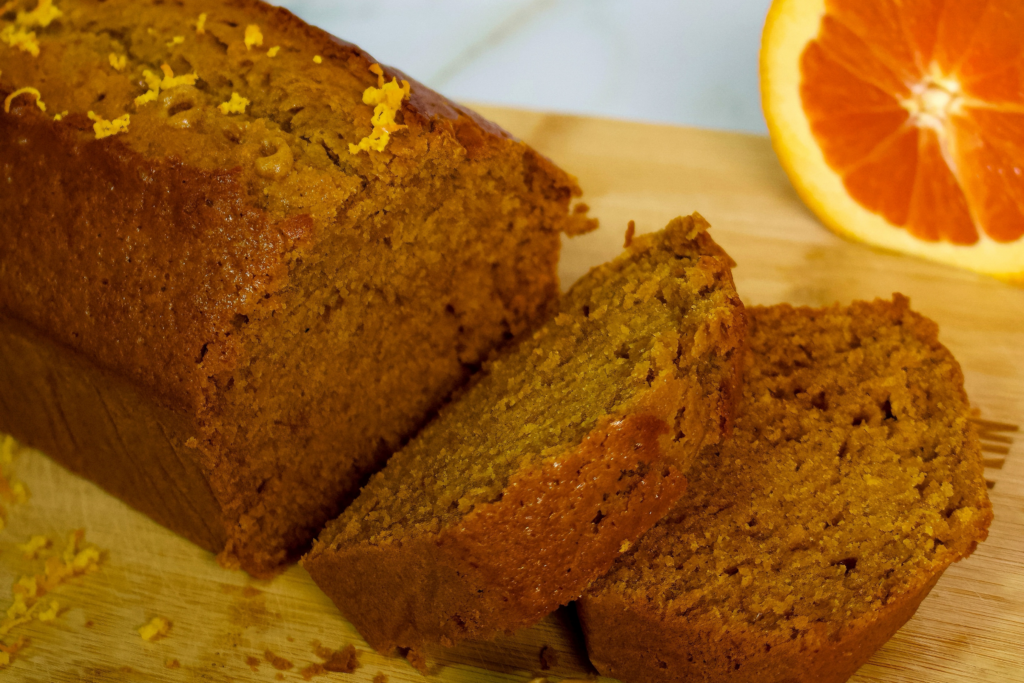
[577,297,992,683]
[0,0,594,575]
[303,214,747,652]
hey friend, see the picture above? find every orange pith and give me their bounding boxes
[800,0,1024,246]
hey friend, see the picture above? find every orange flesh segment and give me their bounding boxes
[800,0,1024,245]
[823,0,921,85]
[952,110,1024,243]
[964,62,1024,105]
[946,0,1024,83]
[907,127,977,244]
[842,127,919,230]
[898,0,945,74]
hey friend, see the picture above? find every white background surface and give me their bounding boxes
[275,0,773,134]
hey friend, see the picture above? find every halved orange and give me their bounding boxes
[762,0,1024,283]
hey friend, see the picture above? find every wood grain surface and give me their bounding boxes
[0,106,1021,682]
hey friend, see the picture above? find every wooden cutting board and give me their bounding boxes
[1,106,1022,683]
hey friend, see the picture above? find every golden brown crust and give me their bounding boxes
[578,569,944,683]
[0,102,294,410]
[0,0,593,575]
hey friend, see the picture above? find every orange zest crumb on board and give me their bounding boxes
[87,111,129,138]
[17,535,50,560]
[244,24,262,50]
[36,600,59,622]
[349,63,410,154]
[0,530,103,668]
[138,616,171,641]
[0,436,28,532]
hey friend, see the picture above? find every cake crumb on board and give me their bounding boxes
[299,663,325,680]
[312,642,359,672]
[265,650,293,670]
[403,647,428,674]
[539,644,559,671]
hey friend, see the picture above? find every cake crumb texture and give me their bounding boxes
[578,296,992,683]
[304,214,746,652]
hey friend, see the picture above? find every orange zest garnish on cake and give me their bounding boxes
[15,0,61,28]
[349,63,410,154]
[0,24,39,56]
[157,62,197,89]
[244,24,262,50]
[266,45,279,57]
[166,35,184,48]
[0,0,60,56]
[108,52,126,71]
[313,55,322,64]
[218,91,249,114]
[3,86,45,113]
[88,110,129,139]
[135,69,162,105]
[135,63,197,106]
[195,12,206,35]
[138,616,171,641]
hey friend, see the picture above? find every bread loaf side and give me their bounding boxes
[0,0,594,575]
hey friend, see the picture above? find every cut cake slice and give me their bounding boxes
[577,297,993,683]
[303,214,747,651]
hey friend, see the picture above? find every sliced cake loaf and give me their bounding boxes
[578,297,992,683]
[303,214,747,651]
[0,0,593,575]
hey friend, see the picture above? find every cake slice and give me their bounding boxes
[577,297,992,683]
[303,214,747,651]
[0,0,593,575]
